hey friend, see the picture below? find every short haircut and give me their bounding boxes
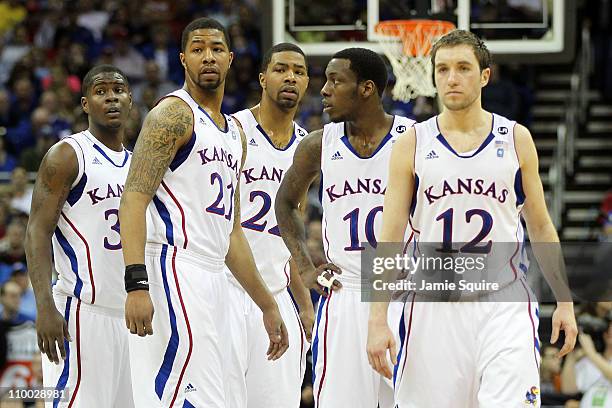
[260,43,307,73]
[332,48,388,97]
[431,29,492,71]
[81,65,129,96]
[181,17,230,52]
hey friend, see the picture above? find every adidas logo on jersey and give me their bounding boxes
[185,383,197,393]
[199,118,206,125]
[425,150,439,160]
[92,157,102,165]
[331,151,343,160]
[248,138,258,146]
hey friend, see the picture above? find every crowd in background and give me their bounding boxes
[0,0,608,407]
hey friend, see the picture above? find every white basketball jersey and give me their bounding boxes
[410,113,529,286]
[225,109,307,293]
[320,116,415,282]
[146,89,243,270]
[52,130,131,310]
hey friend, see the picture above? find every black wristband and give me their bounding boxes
[125,264,149,293]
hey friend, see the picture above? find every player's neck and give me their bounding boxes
[439,104,490,133]
[346,107,392,141]
[183,83,225,129]
[87,124,124,152]
[252,98,295,145]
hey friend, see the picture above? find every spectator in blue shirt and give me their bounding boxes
[0,280,31,326]
[10,263,35,321]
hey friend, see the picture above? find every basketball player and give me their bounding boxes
[367,30,578,407]
[275,48,415,407]
[226,43,313,408]
[25,65,134,407]
[119,18,288,408]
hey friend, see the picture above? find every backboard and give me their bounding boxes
[271,0,575,63]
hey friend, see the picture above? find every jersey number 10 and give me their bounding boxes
[343,206,383,251]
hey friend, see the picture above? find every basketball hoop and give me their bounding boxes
[375,20,455,101]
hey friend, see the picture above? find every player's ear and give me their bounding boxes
[259,72,266,89]
[81,96,89,114]
[361,80,376,98]
[480,67,491,88]
[228,51,234,67]
[179,52,186,69]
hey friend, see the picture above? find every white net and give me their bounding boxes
[375,20,455,102]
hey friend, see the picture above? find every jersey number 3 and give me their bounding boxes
[103,208,121,250]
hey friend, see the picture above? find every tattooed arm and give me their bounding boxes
[25,143,78,363]
[275,130,340,295]
[287,194,314,340]
[119,97,193,336]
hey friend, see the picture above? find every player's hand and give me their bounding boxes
[366,319,397,380]
[299,308,315,343]
[550,302,577,357]
[125,290,154,337]
[262,305,289,360]
[37,307,71,364]
[303,263,342,297]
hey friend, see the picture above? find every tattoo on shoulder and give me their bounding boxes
[30,146,76,221]
[125,99,193,196]
[301,130,323,156]
[279,130,323,203]
[292,129,322,172]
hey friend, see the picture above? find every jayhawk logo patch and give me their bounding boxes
[524,386,540,405]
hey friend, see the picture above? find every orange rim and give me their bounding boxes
[375,19,456,56]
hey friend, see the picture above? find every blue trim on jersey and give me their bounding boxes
[435,114,495,158]
[183,399,196,408]
[311,294,327,384]
[66,173,88,206]
[153,196,175,246]
[519,232,528,274]
[170,132,196,171]
[54,228,83,298]
[436,133,495,158]
[393,305,406,386]
[64,136,86,165]
[255,124,297,151]
[155,245,180,400]
[410,174,420,216]
[340,117,395,159]
[514,169,526,206]
[53,296,72,408]
[92,144,129,167]
[198,106,228,133]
